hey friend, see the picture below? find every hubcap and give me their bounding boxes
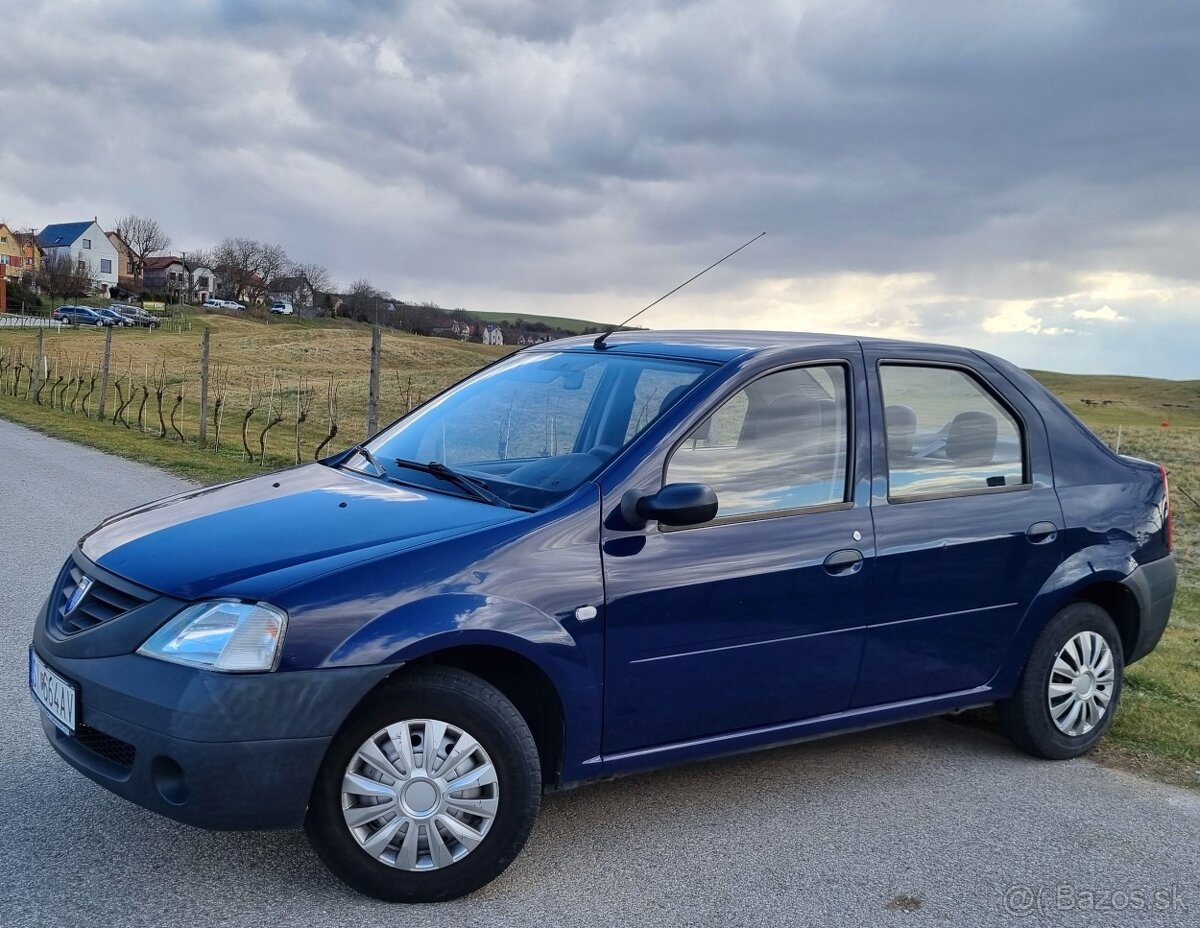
[1048,631,1116,736]
[341,719,499,871]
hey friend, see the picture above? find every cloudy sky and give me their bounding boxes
[3,0,1197,376]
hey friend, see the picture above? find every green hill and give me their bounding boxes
[465,310,614,335]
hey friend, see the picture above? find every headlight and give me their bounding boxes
[138,600,288,672]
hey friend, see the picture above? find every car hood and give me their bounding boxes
[81,463,524,600]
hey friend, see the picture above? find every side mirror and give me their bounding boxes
[621,483,718,529]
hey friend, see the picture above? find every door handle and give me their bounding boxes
[1026,521,1058,544]
[823,548,864,576]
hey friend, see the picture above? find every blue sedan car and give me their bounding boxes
[30,331,1176,901]
[51,305,109,326]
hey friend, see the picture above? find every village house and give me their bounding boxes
[105,230,138,290]
[143,256,216,303]
[267,276,314,307]
[0,222,27,280]
[13,230,43,274]
[482,323,504,346]
[38,219,119,292]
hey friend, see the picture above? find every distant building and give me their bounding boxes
[514,331,554,346]
[0,223,27,280]
[105,231,138,289]
[482,324,504,346]
[38,220,119,291]
[144,256,215,303]
[13,230,43,274]
[268,275,314,307]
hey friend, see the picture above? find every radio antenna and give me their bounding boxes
[593,231,765,349]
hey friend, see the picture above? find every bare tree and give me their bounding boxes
[80,361,98,418]
[294,376,314,464]
[113,360,135,427]
[36,253,95,309]
[258,372,284,465]
[314,377,340,459]
[170,377,188,443]
[152,360,169,437]
[211,363,229,450]
[241,375,262,459]
[289,261,332,307]
[114,215,171,289]
[70,361,86,412]
[136,363,151,431]
[344,278,382,321]
[48,353,66,408]
[212,239,289,308]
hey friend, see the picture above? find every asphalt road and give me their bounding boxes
[1,418,1198,927]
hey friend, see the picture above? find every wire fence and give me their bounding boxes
[0,322,468,468]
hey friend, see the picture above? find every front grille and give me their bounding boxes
[73,723,136,768]
[52,558,156,636]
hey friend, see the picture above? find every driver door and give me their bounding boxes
[600,359,873,755]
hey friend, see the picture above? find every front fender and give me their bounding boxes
[322,592,601,777]
[325,592,578,670]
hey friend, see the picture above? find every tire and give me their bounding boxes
[997,602,1124,759]
[305,667,541,902]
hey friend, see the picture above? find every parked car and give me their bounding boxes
[201,299,245,311]
[51,305,108,326]
[270,300,294,315]
[96,308,132,327]
[29,331,1176,903]
[109,304,159,328]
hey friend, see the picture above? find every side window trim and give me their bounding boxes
[876,358,1031,504]
[660,359,856,530]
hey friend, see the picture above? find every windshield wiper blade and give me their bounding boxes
[394,458,513,509]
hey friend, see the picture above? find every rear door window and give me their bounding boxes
[880,364,1025,499]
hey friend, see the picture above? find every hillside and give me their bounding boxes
[1030,370,1200,429]
[465,310,613,335]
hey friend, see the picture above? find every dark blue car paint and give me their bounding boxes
[31,330,1176,829]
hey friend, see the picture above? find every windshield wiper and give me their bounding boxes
[343,442,386,477]
[394,458,513,509]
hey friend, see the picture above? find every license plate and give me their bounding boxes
[29,649,77,734]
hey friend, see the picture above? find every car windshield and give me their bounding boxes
[347,350,714,509]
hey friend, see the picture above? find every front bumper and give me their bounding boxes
[32,648,394,830]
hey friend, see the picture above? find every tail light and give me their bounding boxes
[1160,464,1174,552]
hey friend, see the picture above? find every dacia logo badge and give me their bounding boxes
[66,576,93,615]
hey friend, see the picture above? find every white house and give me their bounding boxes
[37,220,119,292]
[482,324,504,346]
[143,257,216,303]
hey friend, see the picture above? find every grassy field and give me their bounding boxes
[0,310,508,478]
[1,315,1197,786]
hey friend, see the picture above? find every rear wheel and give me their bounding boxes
[997,602,1124,759]
[305,667,541,902]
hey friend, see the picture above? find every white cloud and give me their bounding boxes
[1070,305,1129,323]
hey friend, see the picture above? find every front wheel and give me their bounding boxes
[305,667,541,902]
[997,602,1124,759]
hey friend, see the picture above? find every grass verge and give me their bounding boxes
[0,392,271,484]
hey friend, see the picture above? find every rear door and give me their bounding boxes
[853,347,1064,706]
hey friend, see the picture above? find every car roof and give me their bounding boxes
[541,329,960,364]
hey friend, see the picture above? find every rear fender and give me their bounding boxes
[988,542,1139,694]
